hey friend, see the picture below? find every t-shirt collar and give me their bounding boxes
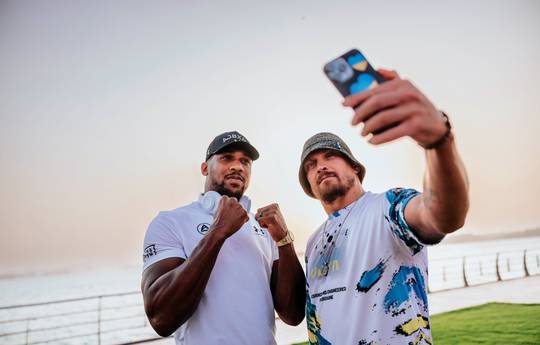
[327,192,368,220]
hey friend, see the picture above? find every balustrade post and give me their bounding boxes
[97,296,102,345]
[523,249,530,277]
[495,252,502,281]
[25,318,29,345]
[462,256,469,287]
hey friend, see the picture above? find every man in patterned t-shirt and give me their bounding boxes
[298,69,469,344]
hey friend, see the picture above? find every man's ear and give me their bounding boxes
[201,161,208,176]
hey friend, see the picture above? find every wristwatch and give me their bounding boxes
[276,231,294,247]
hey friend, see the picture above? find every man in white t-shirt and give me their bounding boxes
[299,70,470,344]
[141,131,305,345]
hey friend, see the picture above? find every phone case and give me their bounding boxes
[323,49,385,97]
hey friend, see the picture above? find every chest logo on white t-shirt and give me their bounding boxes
[197,223,210,235]
[252,225,267,237]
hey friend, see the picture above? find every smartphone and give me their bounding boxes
[323,49,385,97]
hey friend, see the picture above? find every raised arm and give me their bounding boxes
[141,196,249,336]
[405,134,469,243]
[256,204,306,325]
[343,69,470,243]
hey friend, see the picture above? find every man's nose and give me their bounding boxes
[316,162,328,174]
[229,160,244,172]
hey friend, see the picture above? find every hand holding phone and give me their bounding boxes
[324,49,448,146]
[324,49,393,134]
[323,49,384,97]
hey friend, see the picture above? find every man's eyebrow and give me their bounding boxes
[324,149,336,155]
[304,157,315,166]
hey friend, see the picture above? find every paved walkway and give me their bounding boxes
[428,275,540,314]
[145,276,540,345]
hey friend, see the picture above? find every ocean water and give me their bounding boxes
[1,236,539,345]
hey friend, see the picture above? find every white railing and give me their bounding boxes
[428,247,540,292]
[1,247,539,344]
[0,291,161,345]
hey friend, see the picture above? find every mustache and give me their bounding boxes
[225,172,245,182]
[317,171,338,184]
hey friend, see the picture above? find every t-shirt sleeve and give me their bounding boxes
[384,188,425,255]
[142,211,187,270]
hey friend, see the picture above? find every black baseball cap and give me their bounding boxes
[206,131,260,161]
[299,132,366,198]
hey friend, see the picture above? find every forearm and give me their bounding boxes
[145,229,227,335]
[272,243,306,325]
[423,136,470,233]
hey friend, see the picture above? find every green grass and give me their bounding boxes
[431,303,540,344]
[293,303,540,345]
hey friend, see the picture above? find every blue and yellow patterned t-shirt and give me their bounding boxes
[305,189,432,345]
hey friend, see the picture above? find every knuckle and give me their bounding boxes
[369,95,383,109]
[397,79,410,90]
[410,116,423,129]
[402,91,418,102]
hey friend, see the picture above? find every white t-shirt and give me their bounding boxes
[305,189,432,345]
[142,193,279,345]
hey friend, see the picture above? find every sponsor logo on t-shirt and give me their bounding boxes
[197,223,210,235]
[310,286,347,302]
[143,244,157,262]
[309,259,341,279]
[253,225,267,237]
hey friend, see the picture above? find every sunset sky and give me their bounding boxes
[1,0,539,273]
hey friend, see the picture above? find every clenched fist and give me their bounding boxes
[213,196,249,238]
[255,203,289,243]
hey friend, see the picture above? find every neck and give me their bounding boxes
[322,186,364,215]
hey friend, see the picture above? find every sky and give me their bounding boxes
[1,0,539,273]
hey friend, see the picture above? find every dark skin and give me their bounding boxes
[141,150,305,337]
[256,203,306,326]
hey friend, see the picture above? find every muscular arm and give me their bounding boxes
[343,69,470,244]
[405,136,470,243]
[141,196,248,337]
[141,228,227,337]
[256,204,306,325]
[270,243,306,326]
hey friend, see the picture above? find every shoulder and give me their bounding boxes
[349,191,387,216]
[383,187,421,220]
[146,202,201,235]
[384,188,420,205]
[157,201,201,222]
[383,188,425,255]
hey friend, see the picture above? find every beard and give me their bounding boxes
[213,181,244,200]
[209,173,246,200]
[319,174,355,203]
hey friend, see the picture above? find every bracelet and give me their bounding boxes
[421,111,453,150]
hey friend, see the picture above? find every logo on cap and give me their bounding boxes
[222,133,246,143]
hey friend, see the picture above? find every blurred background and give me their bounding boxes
[1,1,539,344]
